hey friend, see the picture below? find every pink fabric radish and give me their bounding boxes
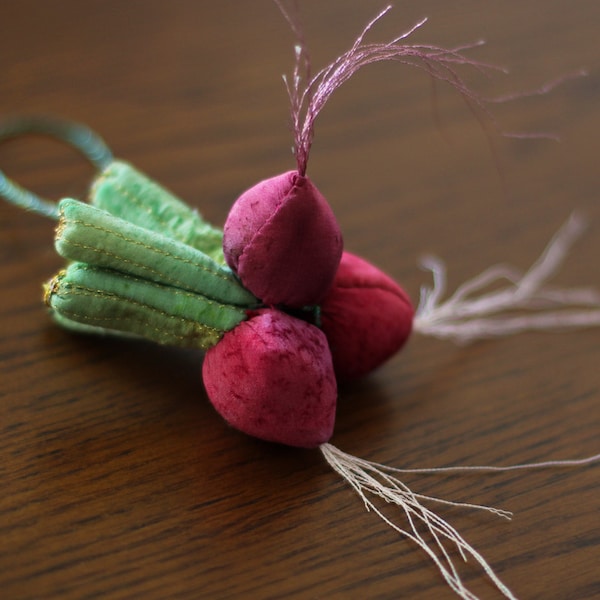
[321,252,414,381]
[202,308,337,448]
[223,171,343,308]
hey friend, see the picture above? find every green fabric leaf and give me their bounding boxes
[46,263,246,349]
[55,198,257,307]
[91,160,225,265]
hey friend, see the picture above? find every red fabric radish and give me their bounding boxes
[202,308,337,448]
[223,171,343,308]
[321,252,414,381]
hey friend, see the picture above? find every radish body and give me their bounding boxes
[202,308,337,448]
[321,252,414,381]
[223,171,343,308]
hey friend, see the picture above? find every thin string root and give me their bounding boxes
[321,443,517,600]
[320,444,600,600]
[414,213,600,343]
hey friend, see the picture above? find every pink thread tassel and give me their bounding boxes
[277,3,507,175]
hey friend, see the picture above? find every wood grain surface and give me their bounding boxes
[1,2,599,599]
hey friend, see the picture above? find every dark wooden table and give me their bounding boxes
[1,2,599,599]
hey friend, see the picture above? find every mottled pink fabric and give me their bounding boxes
[223,171,343,307]
[202,308,337,448]
[320,251,414,381]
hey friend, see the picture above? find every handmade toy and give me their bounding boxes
[2,5,599,599]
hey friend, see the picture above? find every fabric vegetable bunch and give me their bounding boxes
[208,167,414,447]
[45,151,413,449]
[38,4,594,450]
[4,7,600,600]
[45,6,477,449]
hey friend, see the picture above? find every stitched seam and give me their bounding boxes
[94,169,172,227]
[58,235,200,291]
[93,169,222,248]
[72,264,242,317]
[237,176,295,268]
[56,286,223,348]
[57,307,220,348]
[66,285,222,332]
[62,215,230,284]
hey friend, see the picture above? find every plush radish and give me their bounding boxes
[223,171,342,308]
[321,252,414,381]
[202,308,337,448]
